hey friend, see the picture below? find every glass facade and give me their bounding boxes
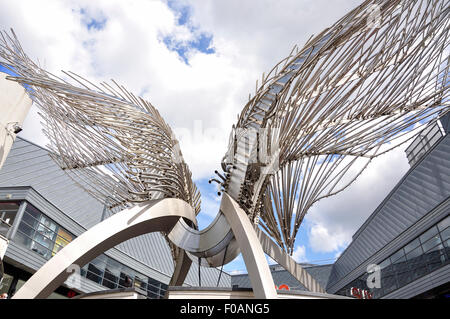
[337,215,450,298]
[79,254,168,298]
[14,204,72,260]
[9,201,168,299]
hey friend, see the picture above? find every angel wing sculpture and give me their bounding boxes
[1,0,449,298]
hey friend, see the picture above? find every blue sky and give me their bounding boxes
[163,1,215,64]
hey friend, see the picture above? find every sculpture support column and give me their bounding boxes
[164,250,192,299]
[256,228,325,293]
[12,198,197,299]
[220,193,277,299]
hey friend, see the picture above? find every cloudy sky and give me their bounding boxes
[0,0,414,274]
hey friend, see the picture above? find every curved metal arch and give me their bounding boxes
[12,194,277,299]
[12,198,197,299]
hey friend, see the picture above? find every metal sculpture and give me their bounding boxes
[1,0,449,298]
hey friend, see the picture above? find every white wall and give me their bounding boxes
[0,73,32,169]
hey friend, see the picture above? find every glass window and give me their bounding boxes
[86,255,107,284]
[440,227,450,242]
[381,273,397,295]
[379,258,391,270]
[24,204,41,221]
[391,248,405,263]
[31,215,58,260]
[437,216,450,232]
[396,267,412,287]
[411,261,427,281]
[14,232,33,249]
[405,246,423,260]
[134,275,148,292]
[425,249,446,273]
[86,264,103,284]
[421,234,442,252]
[419,226,439,244]
[443,237,450,248]
[119,266,135,288]
[30,238,53,259]
[36,215,58,241]
[52,228,73,256]
[147,277,162,299]
[0,202,19,225]
[404,238,420,254]
[102,258,121,289]
[16,209,40,250]
[80,264,88,277]
[17,222,35,238]
[424,243,445,253]
[14,204,74,261]
[21,210,39,230]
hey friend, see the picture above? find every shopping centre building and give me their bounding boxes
[232,115,450,299]
[325,115,450,299]
[0,136,230,299]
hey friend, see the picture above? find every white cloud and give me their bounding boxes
[308,223,350,253]
[1,0,366,180]
[334,250,343,260]
[305,141,412,254]
[292,245,307,263]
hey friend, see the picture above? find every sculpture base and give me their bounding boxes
[73,288,146,299]
[167,286,351,299]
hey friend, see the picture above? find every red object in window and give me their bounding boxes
[67,290,77,298]
[350,287,373,299]
[275,284,290,291]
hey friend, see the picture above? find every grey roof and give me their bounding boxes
[231,264,333,292]
[0,137,230,287]
[327,130,450,292]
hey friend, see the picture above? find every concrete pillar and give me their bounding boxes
[0,73,32,170]
[7,201,27,240]
[0,235,8,260]
[220,193,277,299]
